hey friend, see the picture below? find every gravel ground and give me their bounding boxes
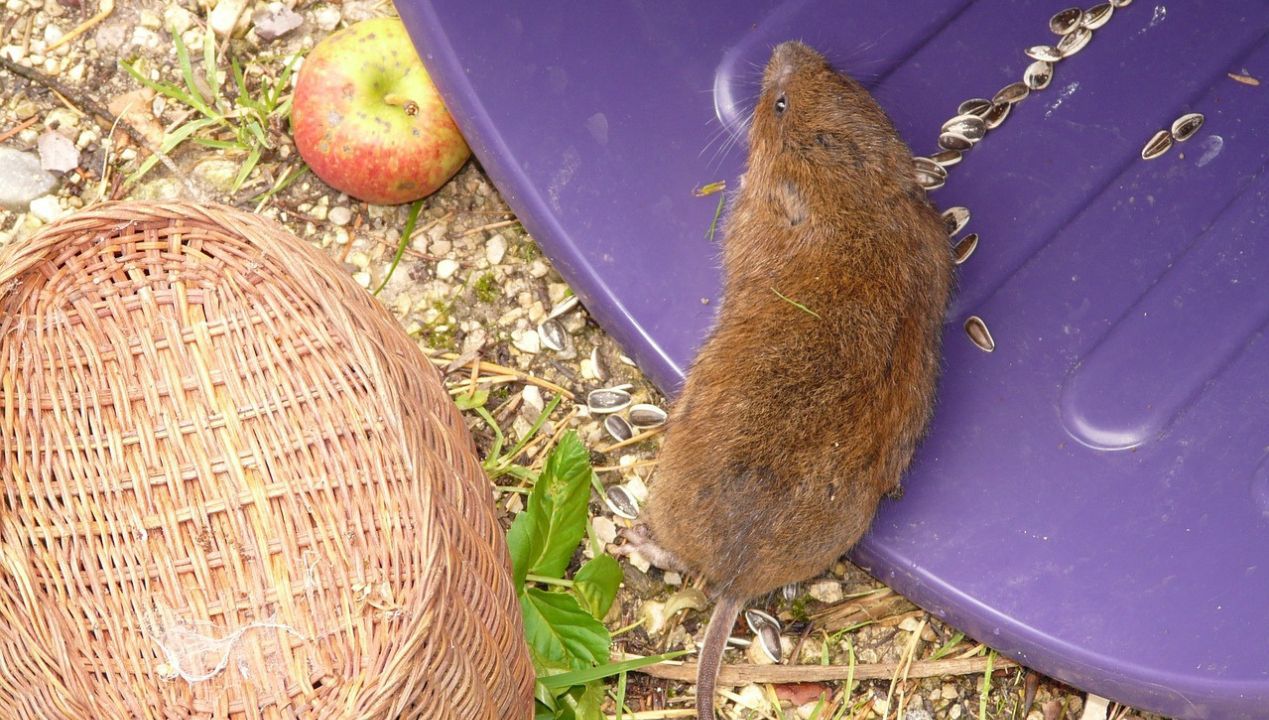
[0,3,1170,719]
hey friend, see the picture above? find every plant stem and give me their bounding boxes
[525,574,574,588]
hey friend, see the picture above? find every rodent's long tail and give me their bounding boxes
[696,595,742,719]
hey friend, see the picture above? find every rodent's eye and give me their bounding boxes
[774,94,788,116]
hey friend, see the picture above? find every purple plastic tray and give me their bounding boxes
[396,2,1269,717]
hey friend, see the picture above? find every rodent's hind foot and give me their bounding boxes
[612,525,690,574]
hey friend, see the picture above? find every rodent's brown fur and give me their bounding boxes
[639,42,954,717]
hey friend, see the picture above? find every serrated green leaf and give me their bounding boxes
[508,431,593,585]
[521,587,609,670]
[573,554,621,620]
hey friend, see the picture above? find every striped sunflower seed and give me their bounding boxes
[958,98,994,118]
[938,132,974,152]
[1049,7,1084,35]
[953,233,979,265]
[985,101,1012,129]
[1025,45,1063,63]
[587,387,632,414]
[603,484,640,519]
[941,114,987,141]
[1141,129,1173,160]
[1024,60,1054,90]
[1057,27,1092,57]
[965,316,996,352]
[537,319,568,352]
[1081,3,1114,29]
[1170,112,1204,142]
[993,81,1030,106]
[931,149,963,167]
[942,206,970,237]
[604,414,633,443]
[628,403,668,429]
[1110,0,1132,6]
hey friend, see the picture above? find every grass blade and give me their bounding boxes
[537,651,689,690]
[373,199,424,296]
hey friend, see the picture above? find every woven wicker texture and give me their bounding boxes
[0,202,534,719]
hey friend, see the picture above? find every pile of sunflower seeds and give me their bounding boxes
[915,0,1136,192]
[915,2,1146,355]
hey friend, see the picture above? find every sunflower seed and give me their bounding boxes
[1024,60,1054,90]
[1170,112,1204,142]
[604,414,633,443]
[547,294,580,320]
[953,233,979,265]
[942,206,970,237]
[1025,45,1064,63]
[744,608,783,634]
[604,484,640,519]
[1049,7,1084,35]
[984,101,1012,129]
[964,315,995,352]
[587,387,632,414]
[537,319,567,352]
[780,583,800,601]
[1056,27,1092,57]
[993,82,1030,106]
[958,98,994,118]
[937,132,974,152]
[756,623,783,663]
[941,114,987,141]
[931,149,963,167]
[1141,129,1173,160]
[913,158,947,190]
[1081,3,1114,29]
[1110,0,1132,6]
[628,403,668,429]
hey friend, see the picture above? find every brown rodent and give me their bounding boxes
[621,42,954,718]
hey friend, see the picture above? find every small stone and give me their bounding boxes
[430,238,452,255]
[807,580,843,604]
[131,26,161,49]
[347,251,370,270]
[904,709,934,720]
[163,5,195,34]
[663,571,682,586]
[43,24,64,46]
[899,616,924,633]
[521,384,543,412]
[529,259,550,278]
[254,7,303,40]
[511,327,540,354]
[329,206,352,226]
[941,683,957,699]
[209,0,248,37]
[352,270,371,288]
[37,130,79,173]
[950,703,963,719]
[28,195,65,223]
[191,158,240,193]
[0,148,58,210]
[592,515,617,546]
[435,258,459,280]
[313,5,342,31]
[137,9,161,29]
[485,233,507,265]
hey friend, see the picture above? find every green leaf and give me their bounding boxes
[453,389,489,410]
[536,650,690,689]
[569,682,606,720]
[572,555,621,620]
[173,30,213,116]
[507,431,593,585]
[231,147,262,192]
[521,588,609,670]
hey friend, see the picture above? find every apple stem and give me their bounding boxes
[384,93,420,116]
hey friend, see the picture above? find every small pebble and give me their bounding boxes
[521,384,543,412]
[0,148,58,210]
[485,233,507,265]
[511,327,540,354]
[313,5,342,31]
[28,195,65,223]
[209,0,249,37]
[329,206,352,226]
[807,580,843,604]
[435,258,459,280]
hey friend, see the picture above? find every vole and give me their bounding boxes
[618,41,954,718]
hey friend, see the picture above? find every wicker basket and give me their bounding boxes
[0,202,534,719]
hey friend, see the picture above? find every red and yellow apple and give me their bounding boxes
[291,17,470,205]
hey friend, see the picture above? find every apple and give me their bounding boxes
[291,17,470,205]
